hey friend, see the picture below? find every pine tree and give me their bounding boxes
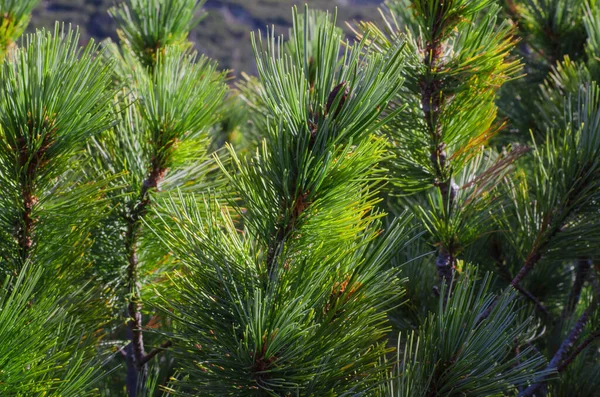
[146,7,412,394]
[1,0,599,395]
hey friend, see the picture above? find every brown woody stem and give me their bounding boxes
[519,307,592,397]
[563,258,590,319]
[557,330,600,372]
[18,185,34,262]
[418,4,459,294]
[139,340,173,366]
[514,284,550,317]
[124,157,167,396]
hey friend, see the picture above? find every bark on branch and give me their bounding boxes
[123,159,167,396]
[519,308,592,397]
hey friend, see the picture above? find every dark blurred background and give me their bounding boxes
[29,0,384,76]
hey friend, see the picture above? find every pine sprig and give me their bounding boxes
[0,265,101,395]
[516,0,588,66]
[385,270,549,397]
[149,193,413,395]
[503,83,600,288]
[0,24,116,271]
[109,0,205,67]
[0,0,39,58]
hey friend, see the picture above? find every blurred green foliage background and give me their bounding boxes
[29,0,383,75]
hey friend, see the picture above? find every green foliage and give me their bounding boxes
[150,195,411,395]
[0,0,39,58]
[142,7,414,394]
[109,0,204,67]
[352,0,524,306]
[517,0,588,64]
[0,265,100,395]
[368,0,520,192]
[1,0,600,395]
[0,24,115,274]
[386,271,548,397]
[500,84,600,294]
[87,44,227,286]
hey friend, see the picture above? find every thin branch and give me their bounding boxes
[14,127,55,263]
[139,340,173,366]
[123,156,167,394]
[436,248,455,306]
[563,258,590,319]
[491,248,550,317]
[512,166,596,288]
[510,251,542,287]
[125,220,145,367]
[513,284,551,317]
[18,185,35,261]
[519,307,591,397]
[418,2,458,294]
[557,331,600,372]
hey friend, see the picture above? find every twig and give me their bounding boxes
[477,257,550,324]
[492,254,550,317]
[557,331,600,372]
[510,251,542,287]
[562,258,590,319]
[116,344,129,359]
[417,1,459,299]
[513,284,550,317]
[123,159,166,396]
[139,340,173,366]
[519,307,591,397]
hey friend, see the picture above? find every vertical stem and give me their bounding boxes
[125,328,140,396]
[436,248,455,305]
[123,160,166,395]
[563,258,590,318]
[419,4,458,291]
[126,222,144,365]
[125,220,147,395]
[18,184,34,263]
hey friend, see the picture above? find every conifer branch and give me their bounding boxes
[477,281,549,326]
[125,220,145,366]
[513,284,550,317]
[13,115,57,262]
[510,252,542,288]
[510,164,593,288]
